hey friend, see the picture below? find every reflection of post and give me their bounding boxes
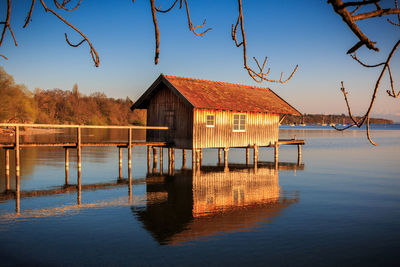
[128,128,132,179]
[77,127,82,205]
[218,148,222,165]
[65,148,69,185]
[15,126,20,213]
[147,146,151,174]
[223,147,229,168]
[5,149,10,191]
[118,147,123,179]
[246,147,249,165]
[159,147,163,175]
[297,144,302,165]
[182,149,186,169]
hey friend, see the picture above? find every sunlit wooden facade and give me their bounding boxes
[131,74,301,149]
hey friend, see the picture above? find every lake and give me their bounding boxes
[1,125,399,266]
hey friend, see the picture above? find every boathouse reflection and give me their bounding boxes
[132,163,301,245]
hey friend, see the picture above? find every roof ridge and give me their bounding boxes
[163,74,272,92]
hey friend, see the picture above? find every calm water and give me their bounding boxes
[0,126,399,266]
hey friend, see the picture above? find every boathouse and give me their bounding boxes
[131,74,301,151]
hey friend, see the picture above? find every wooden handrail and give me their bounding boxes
[0,123,168,130]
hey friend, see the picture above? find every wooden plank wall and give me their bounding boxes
[147,85,193,148]
[193,109,279,149]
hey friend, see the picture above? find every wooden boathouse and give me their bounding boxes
[131,74,303,163]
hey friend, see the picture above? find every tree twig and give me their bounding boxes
[231,0,298,83]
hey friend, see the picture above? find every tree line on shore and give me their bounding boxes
[283,114,392,125]
[0,67,145,125]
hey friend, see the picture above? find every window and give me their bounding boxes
[233,114,246,131]
[206,114,215,127]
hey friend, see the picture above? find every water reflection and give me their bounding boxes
[133,163,301,245]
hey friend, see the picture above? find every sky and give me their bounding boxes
[1,0,399,121]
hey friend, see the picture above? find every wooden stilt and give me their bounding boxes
[65,148,69,185]
[192,149,196,172]
[274,142,279,163]
[15,126,20,213]
[253,144,258,167]
[182,149,186,169]
[246,147,250,165]
[223,147,229,168]
[171,148,175,175]
[159,147,163,175]
[297,144,302,165]
[152,146,158,173]
[218,148,222,165]
[128,129,132,179]
[168,148,172,175]
[5,149,10,191]
[118,147,123,179]
[77,127,82,205]
[147,145,151,174]
[199,149,203,166]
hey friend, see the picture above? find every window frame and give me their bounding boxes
[206,114,215,128]
[233,113,246,132]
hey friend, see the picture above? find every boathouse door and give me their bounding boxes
[165,110,175,143]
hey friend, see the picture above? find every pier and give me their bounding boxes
[1,123,304,212]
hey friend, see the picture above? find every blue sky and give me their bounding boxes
[1,0,399,121]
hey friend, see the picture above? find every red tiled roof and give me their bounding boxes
[132,74,301,115]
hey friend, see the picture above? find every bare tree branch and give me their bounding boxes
[54,0,82,11]
[328,0,379,53]
[150,0,160,64]
[0,0,18,47]
[231,0,298,83]
[23,0,36,28]
[333,40,400,145]
[148,0,211,65]
[39,0,99,67]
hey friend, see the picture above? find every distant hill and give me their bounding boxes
[282,114,393,125]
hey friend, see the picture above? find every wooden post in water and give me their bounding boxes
[297,144,302,165]
[147,145,151,174]
[253,144,258,169]
[182,149,186,169]
[65,148,69,185]
[77,127,82,205]
[274,142,279,164]
[223,147,229,168]
[118,147,123,179]
[192,149,196,172]
[128,128,132,179]
[152,147,158,173]
[15,126,20,213]
[171,148,175,175]
[246,147,250,165]
[5,149,10,191]
[159,147,163,175]
[218,148,222,165]
[199,149,203,166]
[168,148,172,175]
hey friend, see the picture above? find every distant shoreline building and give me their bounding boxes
[131,74,301,150]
